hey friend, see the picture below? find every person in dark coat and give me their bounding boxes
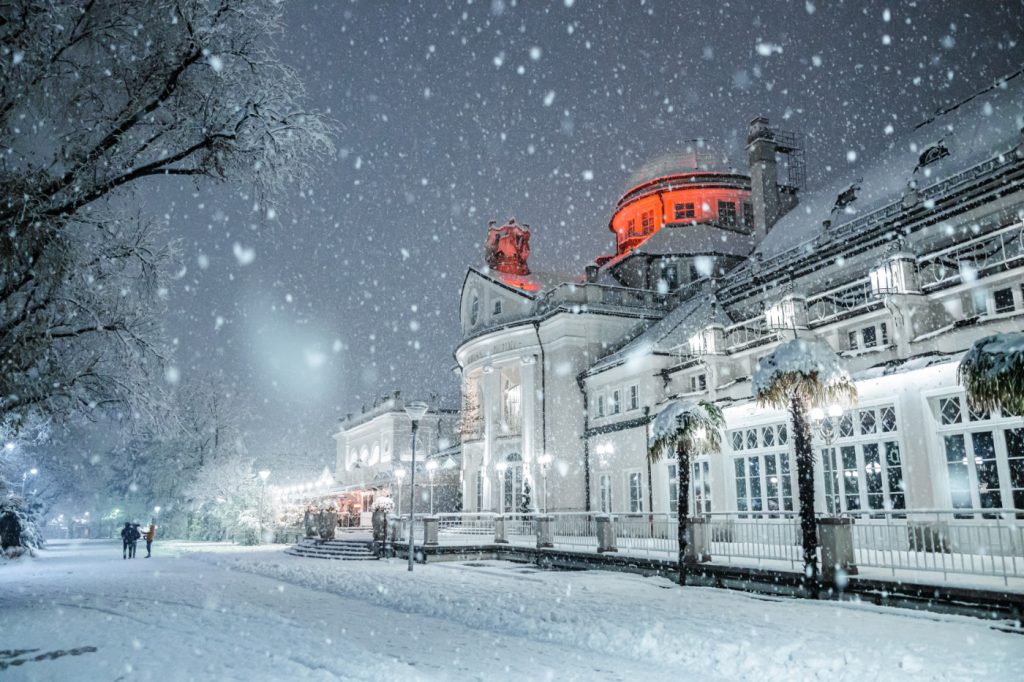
[121,522,141,559]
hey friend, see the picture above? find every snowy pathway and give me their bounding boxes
[1,540,1020,681]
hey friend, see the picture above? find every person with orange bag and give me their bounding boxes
[143,521,157,558]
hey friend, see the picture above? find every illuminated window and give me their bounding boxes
[674,202,695,220]
[668,463,678,513]
[690,460,712,514]
[717,200,737,227]
[628,472,644,512]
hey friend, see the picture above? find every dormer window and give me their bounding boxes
[915,142,949,172]
[833,182,861,212]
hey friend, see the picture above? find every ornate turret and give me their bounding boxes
[485,218,531,276]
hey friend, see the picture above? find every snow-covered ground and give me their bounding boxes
[1,540,1019,681]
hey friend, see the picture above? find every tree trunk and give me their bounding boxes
[677,442,691,586]
[789,394,820,593]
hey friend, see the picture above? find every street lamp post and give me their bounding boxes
[258,469,271,543]
[21,467,38,498]
[404,400,429,572]
[426,460,438,515]
[495,461,509,516]
[394,468,406,516]
[537,454,552,514]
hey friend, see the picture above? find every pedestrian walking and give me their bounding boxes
[120,522,134,559]
[144,521,156,558]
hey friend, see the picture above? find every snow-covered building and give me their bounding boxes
[331,392,461,521]
[456,74,1024,520]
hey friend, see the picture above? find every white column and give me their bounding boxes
[521,357,537,507]
[482,367,501,511]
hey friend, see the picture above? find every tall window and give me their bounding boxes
[628,385,639,411]
[667,464,678,513]
[742,202,753,227]
[502,378,522,432]
[469,294,480,326]
[820,404,904,515]
[729,423,793,514]
[717,200,737,227]
[599,474,612,513]
[933,394,1024,515]
[597,395,605,418]
[628,472,644,512]
[610,389,621,414]
[692,459,711,514]
[492,299,502,316]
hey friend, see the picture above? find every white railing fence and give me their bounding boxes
[843,508,1024,583]
[395,509,1024,586]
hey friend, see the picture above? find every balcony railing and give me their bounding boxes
[804,278,878,326]
[918,221,1024,291]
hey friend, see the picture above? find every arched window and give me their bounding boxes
[370,444,380,465]
[360,446,370,466]
[469,292,480,326]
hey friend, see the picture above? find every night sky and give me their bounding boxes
[147,0,1024,473]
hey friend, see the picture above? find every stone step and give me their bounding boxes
[287,538,378,561]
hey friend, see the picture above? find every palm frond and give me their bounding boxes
[648,399,725,463]
[958,332,1024,414]
[753,338,858,409]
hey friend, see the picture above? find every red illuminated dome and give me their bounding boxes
[606,150,753,258]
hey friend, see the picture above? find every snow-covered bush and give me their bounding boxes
[371,497,395,513]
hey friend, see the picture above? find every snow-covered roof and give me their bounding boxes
[632,224,755,258]
[757,70,1024,260]
[625,146,741,190]
[588,286,725,373]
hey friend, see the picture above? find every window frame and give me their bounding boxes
[628,384,639,411]
[627,471,645,513]
[929,392,1024,515]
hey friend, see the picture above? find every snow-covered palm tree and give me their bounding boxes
[648,399,724,586]
[958,332,1024,416]
[753,339,857,587]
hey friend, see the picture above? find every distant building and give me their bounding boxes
[456,74,1024,521]
[331,391,461,522]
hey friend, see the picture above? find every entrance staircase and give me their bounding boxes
[285,536,377,561]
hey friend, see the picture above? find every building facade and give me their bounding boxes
[456,74,1024,521]
[331,392,461,521]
